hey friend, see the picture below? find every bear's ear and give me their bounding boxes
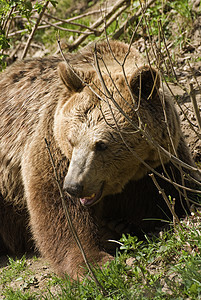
[129,65,160,100]
[58,62,83,91]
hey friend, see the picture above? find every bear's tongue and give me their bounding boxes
[80,186,103,206]
[80,184,104,206]
[80,193,96,206]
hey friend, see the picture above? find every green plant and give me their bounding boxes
[141,0,195,45]
[2,288,36,300]
[0,215,201,299]
[0,0,57,70]
[0,256,27,285]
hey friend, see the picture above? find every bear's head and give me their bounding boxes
[54,58,178,207]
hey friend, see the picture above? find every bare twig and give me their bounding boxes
[8,8,114,37]
[187,60,201,91]
[43,13,99,34]
[158,20,178,80]
[99,4,128,33]
[57,32,201,204]
[107,15,144,111]
[44,138,107,295]
[149,173,181,226]
[42,19,101,35]
[44,8,113,22]
[70,0,128,50]
[43,20,95,35]
[147,29,201,140]
[92,43,201,195]
[164,76,201,139]
[154,25,190,208]
[113,0,156,39]
[190,83,201,131]
[21,1,49,60]
[2,6,15,31]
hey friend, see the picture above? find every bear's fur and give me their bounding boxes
[0,41,199,278]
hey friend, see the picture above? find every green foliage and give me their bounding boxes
[0,0,197,70]
[0,0,200,298]
[119,234,143,253]
[0,0,58,70]
[0,216,201,299]
[0,256,27,285]
[0,31,10,50]
[42,217,200,299]
[55,0,73,14]
[143,0,195,45]
[170,0,194,19]
[2,288,36,300]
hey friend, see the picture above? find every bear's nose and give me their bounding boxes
[63,182,84,198]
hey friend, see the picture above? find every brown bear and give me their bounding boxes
[0,40,200,278]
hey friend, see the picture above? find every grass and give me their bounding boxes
[0,0,200,299]
[0,212,201,299]
[0,256,28,285]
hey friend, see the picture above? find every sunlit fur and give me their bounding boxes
[0,41,199,278]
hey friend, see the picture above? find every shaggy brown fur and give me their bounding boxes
[0,41,199,278]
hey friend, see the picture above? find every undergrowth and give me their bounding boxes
[0,0,200,299]
[1,213,201,299]
[0,0,199,69]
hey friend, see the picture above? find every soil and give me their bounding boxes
[0,256,54,298]
[0,0,200,297]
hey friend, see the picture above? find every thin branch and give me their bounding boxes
[69,0,128,50]
[164,75,201,139]
[146,26,201,140]
[58,36,201,195]
[190,83,201,131]
[44,138,107,295]
[99,4,129,33]
[44,8,113,22]
[149,173,181,225]
[113,0,156,39]
[158,20,178,80]
[92,44,201,194]
[21,1,49,60]
[43,19,100,35]
[139,0,157,63]
[43,13,99,34]
[8,8,114,37]
[2,6,15,31]
[43,20,95,34]
[105,14,144,109]
[187,59,201,91]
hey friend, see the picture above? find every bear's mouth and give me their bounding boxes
[80,183,104,207]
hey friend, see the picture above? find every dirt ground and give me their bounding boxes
[0,0,200,296]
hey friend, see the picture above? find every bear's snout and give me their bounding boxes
[63,181,84,198]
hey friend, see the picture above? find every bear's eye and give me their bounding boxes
[95,141,108,151]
